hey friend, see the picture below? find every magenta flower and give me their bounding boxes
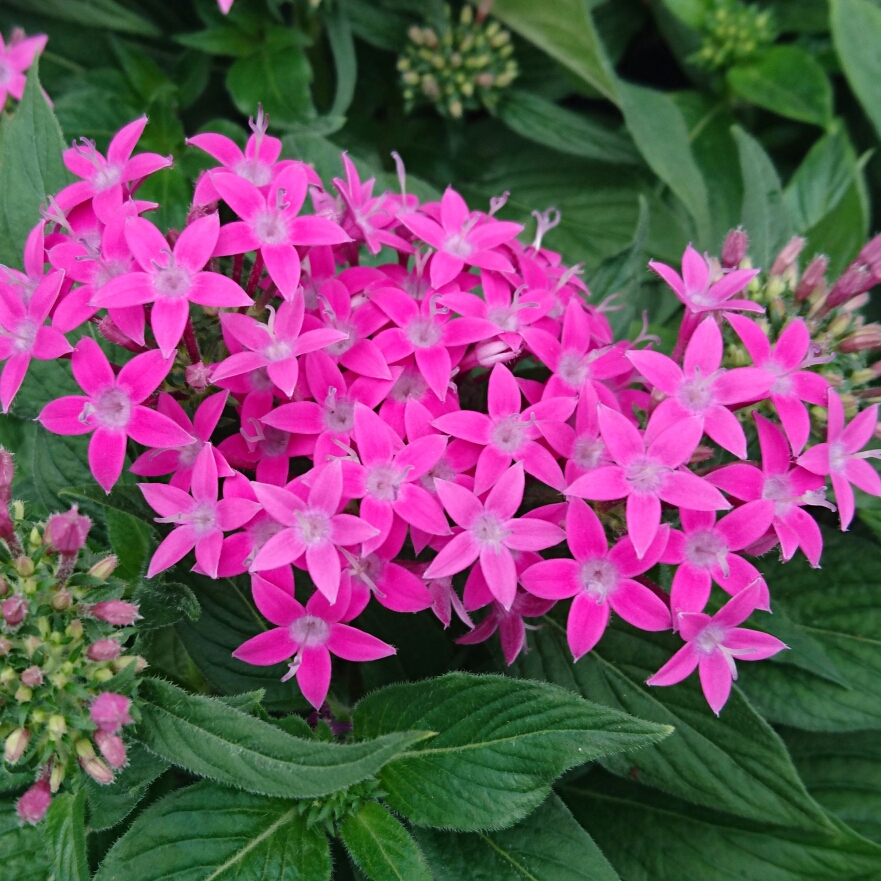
[93,213,252,356]
[798,390,881,530]
[709,414,829,566]
[211,294,346,398]
[521,499,671,659]
[542,384,611,484]
[726,313,829,454]
[660,501,774,618]
[90,692,133,733]
[249,459,381,602]
[0,268,69,411]
[141,444,260,579]
[432,362,574,494]
[399,187,522,288]
[626,317,773,458]
[425,463,565,610]
[212,165,351,299]
[647,581,787,715]
[17,777,51,825]
[0,30,47,107]
[37,338,194,492]
[56,117,172,223]
[339,549,433,614]
[233,572,395,708]
[567,406,730,559]
[649,244,761,315]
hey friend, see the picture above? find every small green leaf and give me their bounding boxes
[2,0,159,36]
[340,803,432,881]
[176,24,258,57]
[353,672,671,831]
[94,782,331,881]
[831,0,881,142]
[131,579,200,632]
[44,790,90,881]
[135,678,433,799]
[728,46,832,127]
[0,798,50,881]
[105,508,151,583]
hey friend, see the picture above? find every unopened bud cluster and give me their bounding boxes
[297,777,385,836]
[690,0,776,72]
[0,455,144,825]
[398,4,517,119]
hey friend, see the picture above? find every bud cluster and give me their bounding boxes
[0,455,143,825]
[297,777,385,836]
[398,4,517,119]
[690,0,776,72]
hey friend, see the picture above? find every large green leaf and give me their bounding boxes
[0,798,50,881]
[94,781,331,881]
[619,83,711,247]
[136,678,433,799]
[728,46,833,127]
[831,0,881,142]
[2,0,159,36]
[0,58,71,268]
[339,802,432,881]
[353,672,671,831]
[489,0,619,103]
[512,621,831,832]
[44,791,90,881]
[415,793,619,881]
[565,770,881,881]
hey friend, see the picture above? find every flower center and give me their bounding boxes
[557,351,587,389]
[295,509,331,545]
[9,318,37,354]
[443,232,474,259]
[323,392,354,434]
[491,415,526,453]
[93,259,130,291]
[289,615,330,647]
[187,502,217,535]
[625,456,664,494]
[694,623,726,654]
[684,529,728,572]
[92,164,122,192]
[91,387,132,430]
[678,375,714,413]
[471,512,509,549]
[365,464,405,501]
[154,264,192,298]
[578,558,617,602]
[260,425,289,458]
[487,306,520,332]
[234,158,272,188]
[829,441,847,474]
[177,440,203,469]
[253,210,289,246]
[263,339,293,362]
[421,456,455,493]
[572,435,605,470]
[390,367,427,401]
[0,62,11,87]
[406,317,443,349]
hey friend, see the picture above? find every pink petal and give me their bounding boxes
[127,407,195,448]
[440,186,469,230]
[647,260,685,300]
[842,404,879,454]
[297,646,332,709]
[415,345,452,401]
[214,221,260,256]
[681,245,709,297]
[233,628,298,666]
[424,531,480,579]
[832,471,855,530]
[646,416,703,467]
[713,367,774,406]
[713,581,764,628]
[195,530,224,579]
[699,651,733,715]
[0,354,30,413]
[479,544,517,609]
[716,500,775,551]
[684,317,723,375]
[473,444,513,497]
[521,442,565,491]
[625,492,662,559]
[773,394,811,456]
[598,405,644,465]
[845,457,881,496]
[646,642,699,686]
[488,363,522,419]
[520,558,580,600]
[723,628,787,661]
[150,297,189,357]
[186,132,244,167]
[108,116,148,165]
[329,513,380,545]
[72,337,113,395]
[395,434,446,478]
[212,173,264,222]
[567,591,611,660]
[288,215,351,247]
[485,462,525,520]
[394,483,450,534]
[251,529,307,571]
[354,403,397,466]
[626,349,682,397]
[189,272,252,308]
[797,442,830,476]
[703,406,748,458]
[773,319,810,371]
[566,498,608,562]
[670,565,713,617]
[435,479,482,528]
[117,349,174,403]
[147,526,197,577]
[659,471,731,511]
[725,312,772,364]
[706,464,763,500]
[38,396,93,436]
[89,429,127,493]
[262,243,301,299]
[506,518,564,551]
[327,623,395,662]
[610,579,671,631]
[306,541,341,602]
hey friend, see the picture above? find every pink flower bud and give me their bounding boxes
[770,236,805,276]
[4,727,30,763]
[826,263,875,310]
[721,228,748,268]
[51,589,72,611]
[0,449,13,505]
[840,324,881,354]
[20,666,42,688]
[79,754,115,785]
[95,731,128,769]
[46,506,91,555]
[90,692,133,733]
[16,778,51,825]
[0,579,8,598]
[795,254,829,302]
[186,361,212,391]
[88,556,118,580]
[0,637,12,656]
[87,639,122,662]
[1,595,27,627]
[859,234,881,279]
[89,601,141,626]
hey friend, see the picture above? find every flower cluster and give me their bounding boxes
[0,453,142,825]
[5,112,881,719]
[690,0,776,72]
[0,28,46,109]
[398,5,517,120]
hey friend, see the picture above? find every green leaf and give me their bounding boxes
[105,508,151,583]
[728,46,832,127]
[44,790,89,881]
[345,0,410,52]
[31,432,97,519]
[496,90,640,165]
[61,484,154,525]
[135,678,433,799]
[831,0,881,142]
[176,24,257,57]
[94,781,331,881]
[564,770,881,881]
[353,672,671,831]
[512,622,832,832]
[1,0,159,36]
[339,802,432,881]
[0,798,50,881]
[619,83,712,246]
[660,0,709,28]
[489,0,619,103]
[0,58,72,269]
[415,793,619,881]
[732,125,793,271]
[132,579,200,632]
[324,3,358,121]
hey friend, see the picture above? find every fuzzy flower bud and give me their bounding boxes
[795,255,829,302]
[859,234,881,280]
[840,324,881,354]
[14,556,34,577]
[0,450,13,506]
[47,715,67,738]
[20,666,42,688]
[4,727,29,763]
[90,692,132,733]
[89,601,140,626]
[87,555,118,580]
[825,263,874,311]
[1,595,27,627]
[51,589,72,611]
[721,228,748,268]
[16,778,51,825]
[87,639,122,662]
[45,506,91,555]
[95,731,128,769]
[0,637,11,656]
[79,753,114,785]
[770,236,805,276]
[185,361,212,391]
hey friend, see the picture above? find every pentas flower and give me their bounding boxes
[1,220,50,306]
[37,338,193,492]
[140,445,259,579]
[647,581,787,715]
[521,499,671,659]
[419,567,474,629]
[233,573,395,709]
[425,463,565,609]
[0,268,69,411]
[212,164,351,299]
[369,285,497,401]
[249,459,380,603]
[541,384,610,483]
[339,549,433,614]
[626,317,773,458]
[56,117,172,223]
[0,30,47,107]
[431,362,574,494]
[660,502,774,618]
[726,313,829,454]
[211,294,347,398]
[399,186,522,288]
[379,359,459,440]
[567,406,731,559]
[798,390,881,530]
[93,213,252,357]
